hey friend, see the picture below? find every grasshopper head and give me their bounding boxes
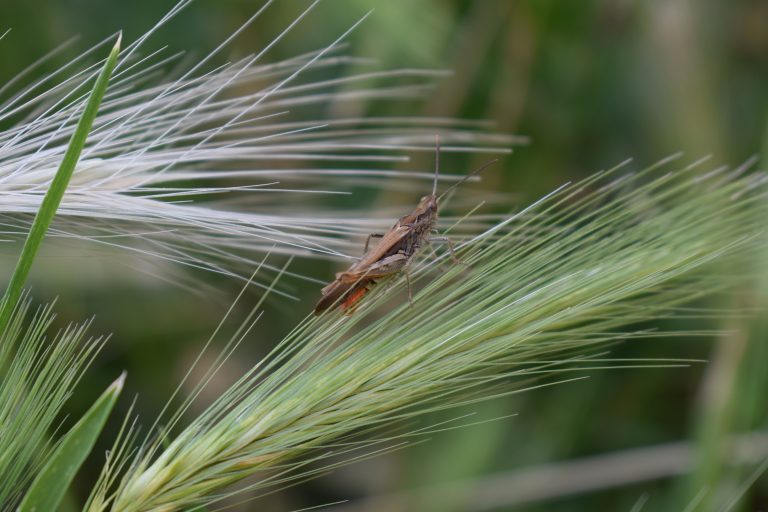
[417,194,438,211]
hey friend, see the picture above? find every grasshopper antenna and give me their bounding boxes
[432,134,440,196]
[437,158,499,201]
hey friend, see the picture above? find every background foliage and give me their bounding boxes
[1,0,767,510]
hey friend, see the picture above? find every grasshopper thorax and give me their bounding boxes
[410,194,439,227]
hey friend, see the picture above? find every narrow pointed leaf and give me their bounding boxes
[0,33,121,331]
[18,373,125,512]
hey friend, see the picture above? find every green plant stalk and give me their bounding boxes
[682,300,750,510]
[676,127,768,512]
[18,373,125,512]
[0,33,121,332]
[678,139,768,512]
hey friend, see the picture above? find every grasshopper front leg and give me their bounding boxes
[363,233,385,253]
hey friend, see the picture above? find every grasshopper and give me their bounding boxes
[314,137,497,315]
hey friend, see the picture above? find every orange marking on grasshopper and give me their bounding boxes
[341,282,371,314]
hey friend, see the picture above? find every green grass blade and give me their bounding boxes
[0,33,121,331]
[18,372,125,512]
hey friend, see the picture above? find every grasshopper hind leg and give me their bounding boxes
[405,267,414,306]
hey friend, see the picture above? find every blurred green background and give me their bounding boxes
[2,0,767,510]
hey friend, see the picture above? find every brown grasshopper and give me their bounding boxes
[314,137,497,315]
